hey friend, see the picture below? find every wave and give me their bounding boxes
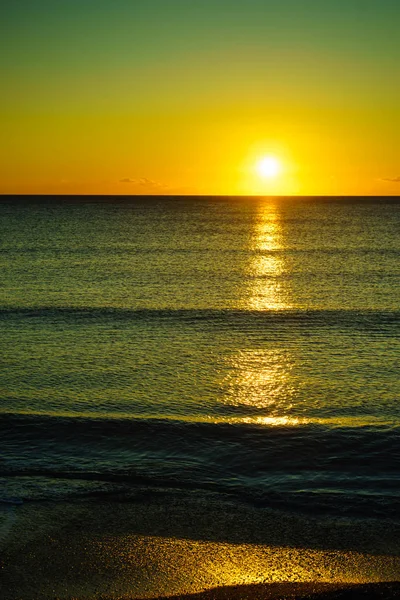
[1,306,399,331]
[2,412,400,517]
[2,411,400,462]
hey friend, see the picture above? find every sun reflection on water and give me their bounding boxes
[222,348,297,423]
[222,203,298,426]
[245,202,290,312]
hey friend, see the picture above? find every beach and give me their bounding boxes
[2,496,400,599]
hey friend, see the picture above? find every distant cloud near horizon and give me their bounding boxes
[119,177,166,189]
[381,176,400,183]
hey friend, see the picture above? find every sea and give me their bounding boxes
[1,195,399,543]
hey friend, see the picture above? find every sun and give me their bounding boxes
[256,156,281,179]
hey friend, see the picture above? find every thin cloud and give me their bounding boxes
[119,177,166,188]
[381,176,400,183]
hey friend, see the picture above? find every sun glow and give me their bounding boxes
[239,146,297,195]
[256,156,281,179]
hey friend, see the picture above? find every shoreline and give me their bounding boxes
[2,499,400,599]
[136,581,400,599]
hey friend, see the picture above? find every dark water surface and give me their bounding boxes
[1,196,399,522]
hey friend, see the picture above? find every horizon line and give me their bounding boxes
[1,193,399,199]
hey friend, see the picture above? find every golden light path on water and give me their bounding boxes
[247,202,289,312]
[223,202,298,426]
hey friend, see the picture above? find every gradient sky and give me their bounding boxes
[1,0,399,195]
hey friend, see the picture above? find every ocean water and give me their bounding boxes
[1,195,399,523]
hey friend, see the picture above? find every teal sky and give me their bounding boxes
[1,0,399,195]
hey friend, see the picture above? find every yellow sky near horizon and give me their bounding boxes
[1,1,399,196]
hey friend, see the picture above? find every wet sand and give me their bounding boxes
[140,582,400,599]
[1,497,400,599]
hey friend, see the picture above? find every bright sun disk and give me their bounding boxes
[256,156,281,179]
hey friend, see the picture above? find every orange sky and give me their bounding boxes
[1,1,399,196]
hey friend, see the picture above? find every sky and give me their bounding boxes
[1,0,399,196]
